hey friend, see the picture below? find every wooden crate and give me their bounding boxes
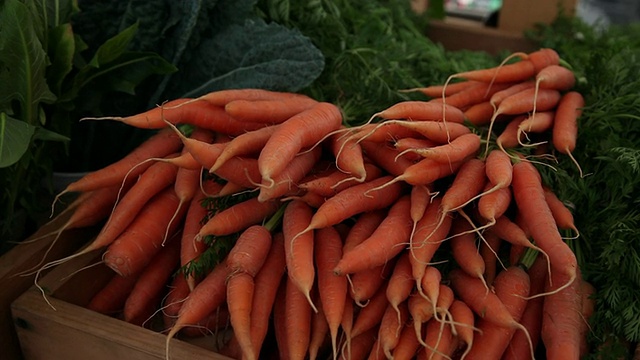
[10,242,233,360]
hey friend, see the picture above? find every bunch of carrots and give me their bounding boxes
[35,47,596,360]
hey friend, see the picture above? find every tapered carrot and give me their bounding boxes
[346,122,422,145]
[87,271,140,315]
[224,96,319,124]
[365,158,463,195]
[163,121,227,170]
[54,128,183,199]
[209,124,280,172]
[464,265,530,360]
[124,236,181,326]
[517,111,555,146]
[404,80,479,98]
[421,316,456,360]
[489,81,536,109]
[362,119,472,145]
[512,159,578,293]
[350,287,389,339]
[161,273,191,329]
[248,232,286,357]
[405,133,481,164]
[283,200,318,313]
[463,101,496,126]
[553,91,585,177]
[257,145,322,202]
[359,140,416,177]
[409,184,435,244]
[394,137,438,154]
[225,225,273,360]
[541,266,585,360]
[433,81,514,109]
[293,175,405,243]
[349,262,393,307]
[450,217,487,293]
[535,64,576,91]
[369,100,466,124]
[165,260,229,345]
[273,279,291,360]
[328,127,367,183]
[497,114,527,151]
[198,88,312,107]
[386,252,415,331]
[180,190,216,290]
[543,186,580,238]
[285,275,313,360]
[477,181,512,225]
[477,148,514,211]
[479,230,502,286]
[309,295,330,360]
[299,163,383,197]
[258,102,343,187]
[449,268,536,360]
[333,195,413,276]
[486,215,551,271]
[104,188,188,277]
[211,156,263,188]
[196,196,281,238]
[391,322,422,360]
[340,328,377,360]
[95,156,179,251]
[315,226,348,360]
[378,301,410,358]
[448,300,475,360]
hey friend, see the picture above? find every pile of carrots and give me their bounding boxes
[37,47,596,360]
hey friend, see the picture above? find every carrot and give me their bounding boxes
[463,101,497,126]
[503,253,548,360]
[285,274,313,360]
[350,286,389,339]
[161,273,191,329]
[103,187,188,277]
[225,225,273,360]
[309,295,330,360]
[257,145,322,202]
[180,190,215,290]
[448,300,475,360]
[224,96,319,124]
[543,186,580,238]
[386,252,415,332]
[328,128,367,183]
[378,301,410,359]
[487,215,551,271]
[489,81,536,109]
[163,121,227,170]
[333,195,413,276]
[349,262,393,307]
[211,156,263,189]
[464,265,531,360]
[450,217,487,293]
[449,48,559,84]
[434,158,487,224]
[512,159,578,293]
[541,266,585,360]
[95,155,180,251]
[517,111,556,146]
[369,100,465,124]
[198,88,312,107]
[449,268,536,360]
[359,141,416,177]
[340,293,355,358]
[294,175,405,243]
[165,260,229,358]
[209,124,279,173]
[315,226,348,360]
[391,322,421,360]
[404,80,479,98]
[366,158,463,196]
[54,128,182,200]
[346,122,423,145]
[249,232,287,357]
[409,197,453,297]
[394,137,438,154]
[343,210,387,254]
[477,182,512,225]
[535,64,576,91]
[340,327,377,360]
[410,283,455,349]
[299,163,383,197]
[124,236,181,326]
[283,200,318,313]
[552,91,585,177]
[434,81,514,109]
[197,196,281,238]
[409,184,436,243]
[87,271,140,315]
[365,120,472,145]
[421,316,456,360]
[273,278,291,360]
[496,114,528,151]
[479,230,502,286]
[406,133,481,164]
[258,102,343,187]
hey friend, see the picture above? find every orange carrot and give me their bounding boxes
[340,327,377,360]
[249,232,287,357]
[391,322,421,360]
[309,294,330,360]
[477,182,512,225]
[87,271,140,315]
[123,235,181,326]
[450,217,487,291]
[541,266,585,360]
[552,91,584,176]
[333,195,413,276]
[299,163,383,197]
[409,184,435,242]
[226,225,273,360]
[386,252,415,331]
[283,200,318,312]
[210,124,280,172]
[224,96,319,124]
[367,158,464,196]
[421,316,456,360]
[343,210,387,254]
[479,230,502,286]
[347,122,422,145]
[285,275,313,360]
[359,141,416,177]
[535,64,576,91]
[543,186,580,238]
[497,114,528,150]
[487,215,550,267]
[407,133,481,164]
[489,81,536,109]
[394,137,438,154]
[448,299,475,360]
[366,119,472,145]
[258,102,343,187]
[164,122,227,170]
[350,287,389,339]
[329,128,368,183]
[370,100,465,123]
[463,101,497,126]
[434,81,514,109]
[197,197,281,238]
[378,301,409,358]
[95,155,179,251]
[512,159,578,293]
[104,188,187,277]
[165,260,229,357]
[349,263,393,307]
[315,226,348,360]
[257,145,322,202]
[464,265,531,360]
[55,128,182,198]
[161,273,191,329]
[199,88,312,107]
[295,175,405,242]
[406,80,479,98]
[449,268,535,359]
[211,156,263,189]
[273,278,291,360]
[180,189,217,290]
[517,111,556,146]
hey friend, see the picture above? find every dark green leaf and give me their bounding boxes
[0,113,35,168]
[87,22,138,68]
[46,23,76,94]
